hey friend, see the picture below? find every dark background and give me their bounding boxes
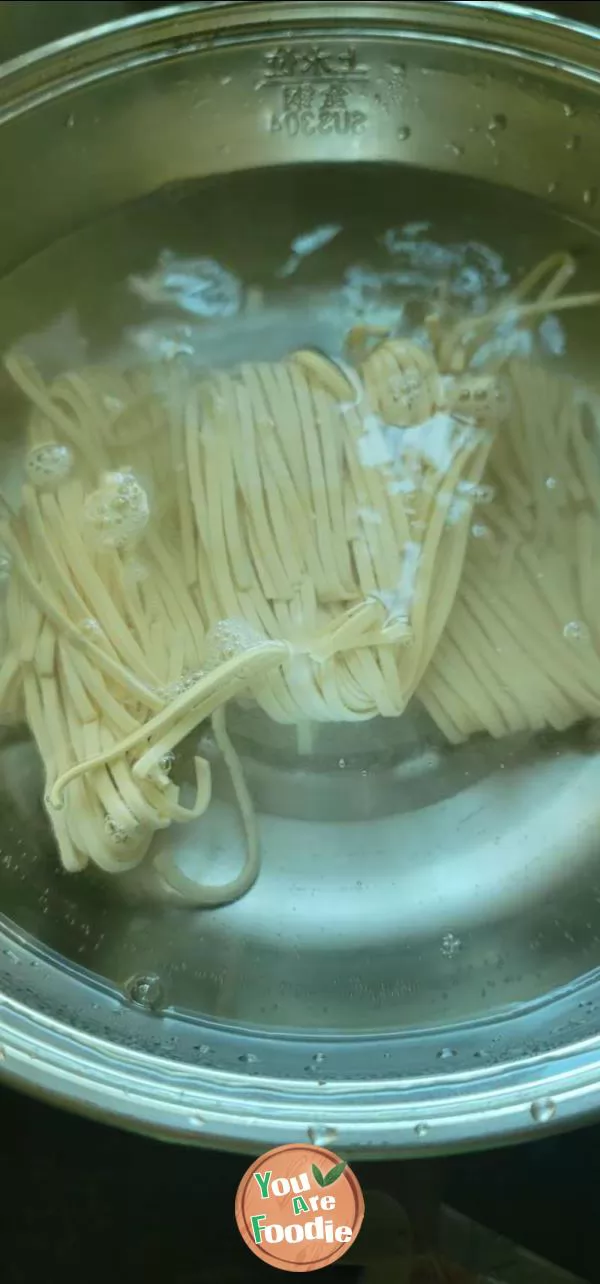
[3,1076,600,1281]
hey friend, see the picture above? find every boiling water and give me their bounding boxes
[2,163,600,1033]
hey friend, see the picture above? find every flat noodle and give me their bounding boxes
[1,251,600,905]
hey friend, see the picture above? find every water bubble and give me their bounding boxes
[566,134,581,151]
[81,617,102,637]
[130,252,242,320]
[446,142,464,157]
[238,1052,258,1064]
[163,670,203,700]
[84,470,149,549]
[584,186,598,208]
[204,617,263,667]
[123,557,150,585]
[65,113,75,129]
[562,103,576,118]
[188,1114,206,1128]
[414,1122,430,1138]
[471,523,490,540]
[104,815,135,846]
[458,481,495,505]
[436,1047,457,1061]
[220,75,232,86]
[441,932,462,959]
[530,1098,556,1124]
[338,758,347,769]
[563,620,590,642]
[545,476,558,490]
[103,394,124,415]
[312,1052,326,1064]
[307,1125,338,1147]
[488,113,507,132]
[397,125,411,142]
[26,443,73,488]
[126,973,164,1010]
[547,180,558,195]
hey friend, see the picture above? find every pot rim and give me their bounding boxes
[1,3,600,107]
[2,0,600,1154]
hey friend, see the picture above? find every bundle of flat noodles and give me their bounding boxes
[0,250,599,904]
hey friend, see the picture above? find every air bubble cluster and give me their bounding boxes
[26,442,73,488]
[84,469,149,548]
[449,374,511,426]
[104,814,135,846]
[563,620,590,643]
[457,480,496,505]
[203,617,264,669]
[441,931,462,958]
[165,670,204,699]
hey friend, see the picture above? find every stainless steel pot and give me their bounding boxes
[3,0,600,1156]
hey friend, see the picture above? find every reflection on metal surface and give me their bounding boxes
[3,2,600,1153]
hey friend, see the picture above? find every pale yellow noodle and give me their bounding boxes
[1,251,600,904]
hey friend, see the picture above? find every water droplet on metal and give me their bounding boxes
[220,75,232,86]
[446,141,464,157]
[566,134,581,151]
[397,125,411,142]
[584,186,598,208]
[65,113,75,129]
[547,180,558,195]
[126,973,164,1010]
[530,1098,556,1123]
[308,1125,338,1147]
[238,1052,258,1064]
[312,1052,326,1064]
[545,476,557,490]
[441,932,462,959]
[188,1114,206,1128]
[0,1045,5,1061]
[338,758,347,769]
[415,1122,430,1138]
[488,112,507,132]
[562,102,576,118]
[437,1047,457,1061]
